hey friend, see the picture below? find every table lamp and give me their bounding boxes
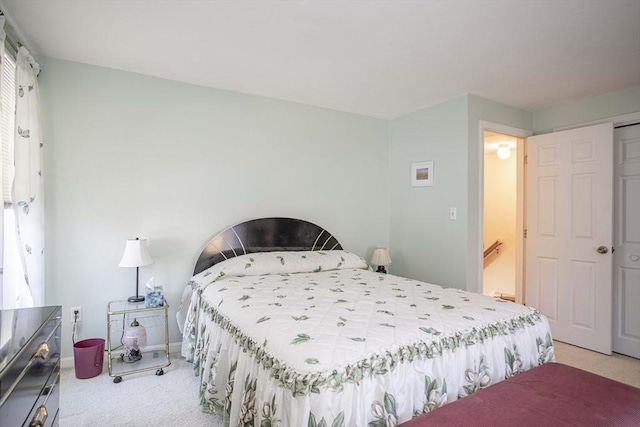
[371,247,392,274]
[122,318,147,362]
[118,238,153,302]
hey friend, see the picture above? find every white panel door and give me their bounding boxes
[613,123,640,358]
[526,123,613,354]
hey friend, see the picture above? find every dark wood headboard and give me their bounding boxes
[193,217,343,275]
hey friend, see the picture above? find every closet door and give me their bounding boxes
[613,123,640,358]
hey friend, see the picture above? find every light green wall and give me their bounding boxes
[387,95,532,290]
[533,86,640,134]
[38,53,639,358]
[388,96,469,288]
[38,57,389,357]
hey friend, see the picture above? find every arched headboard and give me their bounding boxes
[193,217,343,275]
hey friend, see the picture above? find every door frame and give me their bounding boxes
[477,121,532,302]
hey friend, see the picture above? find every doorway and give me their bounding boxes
[478,122,531,304]
[482,131,524,302]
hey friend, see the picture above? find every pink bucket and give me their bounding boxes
[73,338,105,379]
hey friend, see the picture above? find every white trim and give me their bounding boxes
[514,136,526,304]
[554,112,640,132]
[481,122,534,139]
[60,341,183,369]
[475,121,532,297]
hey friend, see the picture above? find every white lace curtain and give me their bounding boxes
[12,46,44,307]
[0,18,43,309]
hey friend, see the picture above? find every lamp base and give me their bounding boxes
[124,348,143,363]
[127,295,145,303]
[376,266,387,274]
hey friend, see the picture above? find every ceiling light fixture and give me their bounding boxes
[496,144,511,160]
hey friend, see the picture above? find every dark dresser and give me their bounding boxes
[0,306,61,427]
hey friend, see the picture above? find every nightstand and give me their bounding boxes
[106,300,170,383]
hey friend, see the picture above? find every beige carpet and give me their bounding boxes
[553,340,640,388]
[59,342,639,426]
[59,353,223,427]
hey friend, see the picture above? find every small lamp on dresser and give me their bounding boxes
[371,247,392,274]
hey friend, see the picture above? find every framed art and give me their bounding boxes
[411,161,434,187]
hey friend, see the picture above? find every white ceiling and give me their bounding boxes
[1,1,639,119]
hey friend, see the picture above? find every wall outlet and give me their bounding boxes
[71,306,82,323]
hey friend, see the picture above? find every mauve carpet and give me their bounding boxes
[400,362,640,427]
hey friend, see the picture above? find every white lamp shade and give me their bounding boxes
[118,239,153,268]
[496,144,511,160]
[371,248,392,266]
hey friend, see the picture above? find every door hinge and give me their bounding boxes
[524,155,528,165]
[612,246,615,253]
[524,229,528,238]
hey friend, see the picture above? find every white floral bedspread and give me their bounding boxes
[181,252,554,427]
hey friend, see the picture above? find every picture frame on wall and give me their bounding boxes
[411,161,434,187]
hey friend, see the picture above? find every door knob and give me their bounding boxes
[597,246,609,254]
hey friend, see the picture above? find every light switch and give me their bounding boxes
[449,207,457,220]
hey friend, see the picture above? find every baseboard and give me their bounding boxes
[60,341,183,369]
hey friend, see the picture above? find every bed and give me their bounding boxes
[179,218,555,426]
